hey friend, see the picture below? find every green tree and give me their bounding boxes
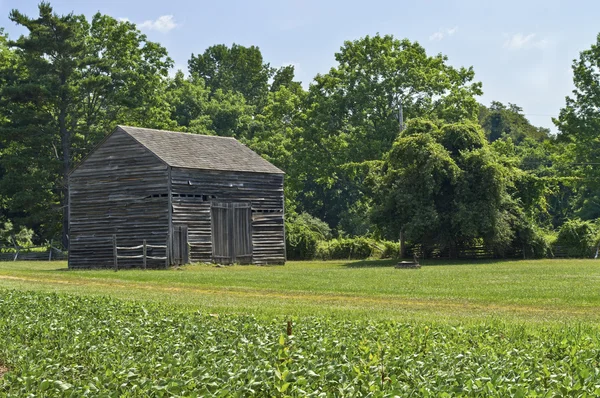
[297,34,482,231]
[372,119,518,257]
[188,44,273,108]
[555,33,600,221]
[0,3,172,245]
[270,64,302,93]
[479,101,549,143]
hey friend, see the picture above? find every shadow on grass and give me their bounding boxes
[342,258,526,268]
[341,259,397,268]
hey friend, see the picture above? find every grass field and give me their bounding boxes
[1,258,600,323]
[3,259,600,396]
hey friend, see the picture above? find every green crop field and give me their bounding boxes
[2,259,600,396]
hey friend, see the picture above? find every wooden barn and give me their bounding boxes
[68,126,285,268]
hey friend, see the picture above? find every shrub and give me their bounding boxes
[316,237,399,260]
[554,219,598,258]
[285,213,329,260]
[0,221,34,248]
[513,222,554,259]
[379,240,401,258]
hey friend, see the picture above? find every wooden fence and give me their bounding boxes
[112,235,168,271]
[0,244,67,261]
[406,244,524,260]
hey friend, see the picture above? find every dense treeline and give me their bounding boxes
[1,3,599,258]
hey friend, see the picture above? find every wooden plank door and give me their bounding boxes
[232,203,252,264]
[211,202,252,264]
[211,203,230,263]
[172,225,189,265]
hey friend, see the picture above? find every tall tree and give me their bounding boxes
[0,3,172,245]
[479,101,549,143]
[165,72,256,138]
[188,44,273,108]
[296,34,482,230]
[372,119,517,257]
[555,32,600,220]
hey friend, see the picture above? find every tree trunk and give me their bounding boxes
[60,105,70,249]
[399,230,406,259]
[449,242,459,259]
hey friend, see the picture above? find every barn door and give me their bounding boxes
[172,225,189,265]
[211,202,252,264]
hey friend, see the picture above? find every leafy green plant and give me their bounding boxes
[554,218,598,257]
[2,290,600,396]
[0,221,34,248]
[316,237,399,260]
[285,212,330,260]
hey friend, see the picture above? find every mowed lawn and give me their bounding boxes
[1,258,600,323]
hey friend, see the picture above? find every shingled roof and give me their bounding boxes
[118,126,284,174]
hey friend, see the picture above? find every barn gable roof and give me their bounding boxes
[116,126,284,174]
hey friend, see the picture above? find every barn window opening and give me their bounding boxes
[170,194,217,200]
[252,209,283,214]
[145,193,168,199]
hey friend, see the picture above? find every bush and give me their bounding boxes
[513,222,554,259]
[316,237,399,260]
[554,219,598,258]
[285,213,330,260]
[0,221,34,248]
[380,240,401,258]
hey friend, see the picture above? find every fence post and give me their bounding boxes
[399,231,406,259]
[49,239,53,261]
[165,233,169,269]
[143,240,147,270]
[113,234,118,272]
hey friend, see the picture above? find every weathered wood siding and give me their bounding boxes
[170,168,285,264]
[68,130,169,268]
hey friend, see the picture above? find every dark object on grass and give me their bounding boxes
[395,254,421,269]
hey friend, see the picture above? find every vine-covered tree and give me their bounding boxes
[296,34,483,231]
[372,119,517,257]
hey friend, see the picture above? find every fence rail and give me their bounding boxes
[0,243,66,261]
[112,235,168,271]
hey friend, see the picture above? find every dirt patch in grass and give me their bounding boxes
[0,363,8,378]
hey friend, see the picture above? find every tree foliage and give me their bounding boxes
[0,3,172,244]
[188,43,273,108]
[479,102,549,143]
[295,34,483,231]
[555,33,600,221]
[1,2,597,258]
[372,119,520,256]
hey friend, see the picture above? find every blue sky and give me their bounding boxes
[1,0,598,133]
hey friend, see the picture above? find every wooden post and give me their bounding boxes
[113,234,118,272]
[12,238,18,261]
[165,233,169,269]
[399,230,406,259]
[48,239,53,261]
[143,239,147,270]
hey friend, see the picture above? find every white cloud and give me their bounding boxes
[504,33,549,50]
[138,15,178,33]
[429,26,458,41]
[446,26,458,36]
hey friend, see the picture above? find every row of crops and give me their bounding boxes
[1,290,600,396]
